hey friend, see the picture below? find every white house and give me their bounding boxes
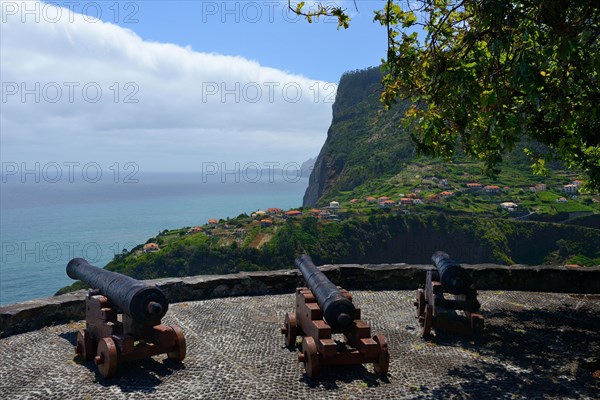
[500,202,518,212]
[563,184,578,194]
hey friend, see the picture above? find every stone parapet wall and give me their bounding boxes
[1,264,599,338]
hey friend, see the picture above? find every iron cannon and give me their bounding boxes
[68,258,186,378]
[281,254,389,377]
[295,253,356,329]
[67,258,168,324]
[415,251,484,336]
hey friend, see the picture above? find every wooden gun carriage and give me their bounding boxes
[67,258,186,378]
[415,252,484,336]
[281,254,389,377]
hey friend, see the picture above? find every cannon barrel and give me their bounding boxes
[431,251,473,295]
[67,258,168,323]
[295,254,356,329]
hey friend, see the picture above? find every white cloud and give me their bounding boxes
[0,1,336,170]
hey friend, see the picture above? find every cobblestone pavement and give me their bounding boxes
[0,291,598,399]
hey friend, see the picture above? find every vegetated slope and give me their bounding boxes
[56,212,599,295]
[303,67,557,207]
[304,67,413,206]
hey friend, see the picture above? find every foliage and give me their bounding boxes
[296,1,600,190]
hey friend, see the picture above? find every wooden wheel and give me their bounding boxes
[415,289,426,318]
[423,304,434,337]
[95,337,118,378]
[471,315,484,337]
[283,313,298,348]
[302,336,320,378]
[76,329,94,361]
[373,333,390,374]
[167,324,187,362]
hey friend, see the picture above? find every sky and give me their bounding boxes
[0,0,389,174]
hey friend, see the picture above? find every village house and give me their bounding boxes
[143,243,160,253]
[350,198,359,204]
[379,200,396,208]
[366,197,377,203]
[319,210,331,218]
[187,226,202,234]
[440,191,453,197]
[535,183,546,191]
[500,202,518,212]
[329,201,340,209]
[284,210,302,218]
[466,182,483,189]
[400,197,412,205]
[233,228,246,236]
[427,194,439,202]
[208,219,218,225]
[260,219,273,227]
[563,184,578,194]
[266,208,282,215]
[484,185,500,194]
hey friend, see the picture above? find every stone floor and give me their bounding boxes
[0,291,598,399]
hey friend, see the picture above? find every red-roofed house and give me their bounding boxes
[143,243,160,253]
[260,219,273,227]
[467,182,483,188]
[379,200,396,208]
[284,210,302,218]
[366,197,377,203]
[208,219,218,225]
[187,226,202,234]
[484,185,500,194]
[440,191,454,197]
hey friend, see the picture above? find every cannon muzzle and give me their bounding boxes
[67,258,168,324]
[431,251,473,294]
[295,254,356,329]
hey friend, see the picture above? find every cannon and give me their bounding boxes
[281,254,389,378]
[67,258,186,378]
[415,251,484,336]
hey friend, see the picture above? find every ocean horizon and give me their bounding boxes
[0,172,308,305]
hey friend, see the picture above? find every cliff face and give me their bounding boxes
[303,68,411,206]
[302,137,342,207]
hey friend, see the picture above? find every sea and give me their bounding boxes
[0,171,307,305]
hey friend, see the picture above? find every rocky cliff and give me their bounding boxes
[303,67,411,206]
